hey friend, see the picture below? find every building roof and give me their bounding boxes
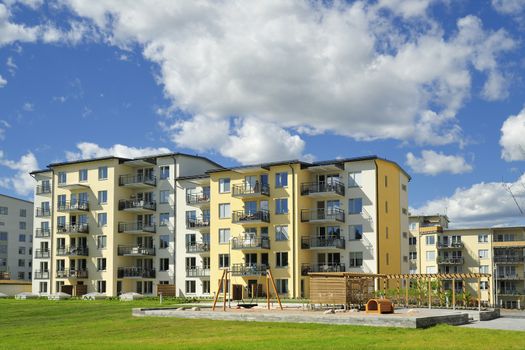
[0,193,33,204]
[206,159,309,174]
[47,156,128,168]
[29,169,52,175]
[312,155,411,180]
[176,174,211,181]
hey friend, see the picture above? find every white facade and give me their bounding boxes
[0,194,34,281]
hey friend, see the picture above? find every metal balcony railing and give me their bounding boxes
[186,242,210,253]
[118,199,156,211]
[57,201,89,212]
[186,217,210,230]
[186,267,210,277]
[56,224,89,234]
[231,236,270,250]
[437,242,464,249]
[300,208,345,223]
[497,274,523,280]
[119,174,156,186]
[35,228,51,238]
[232,210,270,223]
[117,245,156,256]
[232,182,270,197]
[301,236,346,249]
[56,246,89,256]
[186,193,210,206]
[494,255,525,263]
[117,267,156,278]
[36,185,51,195]
[117,222,156,233]
[34,270,50,279]
[34,249,50,259]
[301,263,346,275]
[35,208,52,217]
[498,289,525,295]
[437,257,464,265]
[230,264,268,276]
[56,269,88,279]
[300,180,345,196]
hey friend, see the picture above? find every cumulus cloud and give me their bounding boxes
[0,3,39,46]
[412,173,525,227]
[406,150,472,175]
[0,120,11,140]
[64,142,171,161]
[492,0,525,14]
[57,1,515,164]
[0,74,6,87]
[500,108,525,161]
[0,150,39,196]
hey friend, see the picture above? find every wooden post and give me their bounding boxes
[405,278,409,307]
[267,269,283,310]
[428,278,432,309]
[487,276,491,308]
[452,278,456,310]
[266,273,270,310]
[396,279,400,305]
[477,278,481,311]
[223,271,228,311]
[462,279,466,307]
[213,269,227,311]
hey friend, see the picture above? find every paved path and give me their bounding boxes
[461,317,525,331]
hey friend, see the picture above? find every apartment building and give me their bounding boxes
[207,156,410,299]
[409,215,525,309]
[0,194,33,281]
[30,153,221,296]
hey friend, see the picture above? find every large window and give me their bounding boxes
[409,237,417,245]
[159,213,170,226]
[275,198,288,214]
[19,234,25,242]
[276,252,288,267]
[160,258,169,271]
[0,232,6,241]
[98,166,108,180]
[160,166,170,180]
[478,234,488,243]
[426,251,435,261]
[97,235,107,249]
[159,190,170,204]
[219,254,229,268]
[348,225,363,240]
[19,209,26,217]
[275,226,288,241]
[185,280,196,294]
[159,235,169,249]
[19,222,26,230]
[275,172,288,188]
[97,258,107,271]
[58,171,66,185]
[219,203,231,219]
[98,191,107,205]
[349,252,363,267]
[219,229,230,244]
[479,249,489,259]
[79,169,88,182]
[425,236,435,245]
[348,198,362,214]
[276,279,288,294]
[348,171,362,187]
[98,213,107,227]
[0,207,7,215]
[219,178,230,193]
[409,252,417,260]
[479,265,489,274]
[97,281,106,293]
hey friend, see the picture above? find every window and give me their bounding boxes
[97,235,107,249]
[349,252,363,267]
[275,198,288,214]
[348,198,363,214]
[160,258,169,271]
[275,172,288,188]
[219,203,231,219]
[479,249,489,259]
[159,213,170,226]
[160,235,169,249]
[79,169,88,182]
[478,234,488,243]
[98,213,107,227]
[275,279,288,294]
[219,229,230,244]
[18,272,25,280]
[0,232,6,241]
[20,209,26,217]
[19,234,25,242]
[98,166,108,180]
[97,258,107,271]
[385,201,388,213]
[348,171,362,187]
[480,281,489,290]
[425,236,435,245]
[185,280,196,294]
[18,247,25,255]
[219,254,229,268]
[58,171,66,185]
[349,225,363,240]
[426,266,437,274]
[98,191,107,205]
[409,237,417,245]
[39,282,48,293]
[402,208,408,215]
[19,222,26,230]
[276,252,288,267]
[384,175,388,187]
[97,281,106,293]
[18,259,25,267]
[409,222,417,230]
[275,226,288,241]
[0,246,7,254]
[479,265,489,274]
[203,280,210,294]
[402,184,407,191]
[0,207,7,215]
[409,252,417,260]
[219,178,230,193]
[159,190,170,204]
[426,251,435,261]
[160,166,170,180]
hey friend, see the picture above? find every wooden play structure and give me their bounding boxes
[212,268,283,311]
[365,299,394,314]
[309,272,492,310]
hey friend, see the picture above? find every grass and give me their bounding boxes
[0,298,524,350]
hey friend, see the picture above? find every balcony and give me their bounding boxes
[437,257,464,265]
[301,236,345,249]
[118,222,156,234]
[301,263,346,276]
[117,245,156,257]
[33,270,50,279]
[497,274,524,280]
[56,246,89,257]
[56,224,89,234]
[300,180,345,197]
[119,174,156,188]
[36,185,51,195]
[186,217,210,231]
[117,267,156,279]
[494,255,525,264]
[35,208,52,218]
[499,289,525,296]
[232,210,270,224]
[301,208,345,223]
[493,240,525,248]
[118,199,156,212]
[56,269,88,279]
[437,242,464,249]
[419,225,444,234]
[35,228,51,238]
[231,236,270,250]
[232,182,270,199]
[57,201,89,213]
[186,242,210,254]
[186,267,210,277]
[230,264,268,277]
[186,193,210,207]
[34,249,50,259]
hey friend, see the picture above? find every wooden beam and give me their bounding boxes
[477,277,481,311]
[428,278,432,309]
[452,278,456,310]
[213,269,227,311]
[266,273,270,310]
[405,277,409,307]
[223,271,228,311]
[267,269,283,310]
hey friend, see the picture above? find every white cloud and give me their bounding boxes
[3,0,44,10]
[64,142,171,161]
[406,150,472,175]
[0,150,39,196]
[58,1,514,163]
[0,3,39,46]
[6,56,16,75]
[0,120,11,140]
[412,173,525,227]
[500,108,525,161]
[0,74,6,87]
[482,71,509,101]
[492,0,525,14]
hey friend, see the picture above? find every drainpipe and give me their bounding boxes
[288,163,297,298]
[172,156,177,289]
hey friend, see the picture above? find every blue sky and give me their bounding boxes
[1,0,525,227]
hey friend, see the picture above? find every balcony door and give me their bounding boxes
[245,176,257,191]
[318,253,340,267]
[245,201,257,215]
[327,200,340,215]
[137,236,153,248]
[40,241,48,251]
[245,253,257,266]
[40,261,48,271]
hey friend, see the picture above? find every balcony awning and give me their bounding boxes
[123,158,156,167]
[306,163,344,173]
[57,183,89,190]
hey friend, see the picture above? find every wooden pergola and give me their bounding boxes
[309,272,492,310]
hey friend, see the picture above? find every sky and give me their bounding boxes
[2,0,525,228]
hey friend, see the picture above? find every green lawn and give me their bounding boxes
[0,298,523,350]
